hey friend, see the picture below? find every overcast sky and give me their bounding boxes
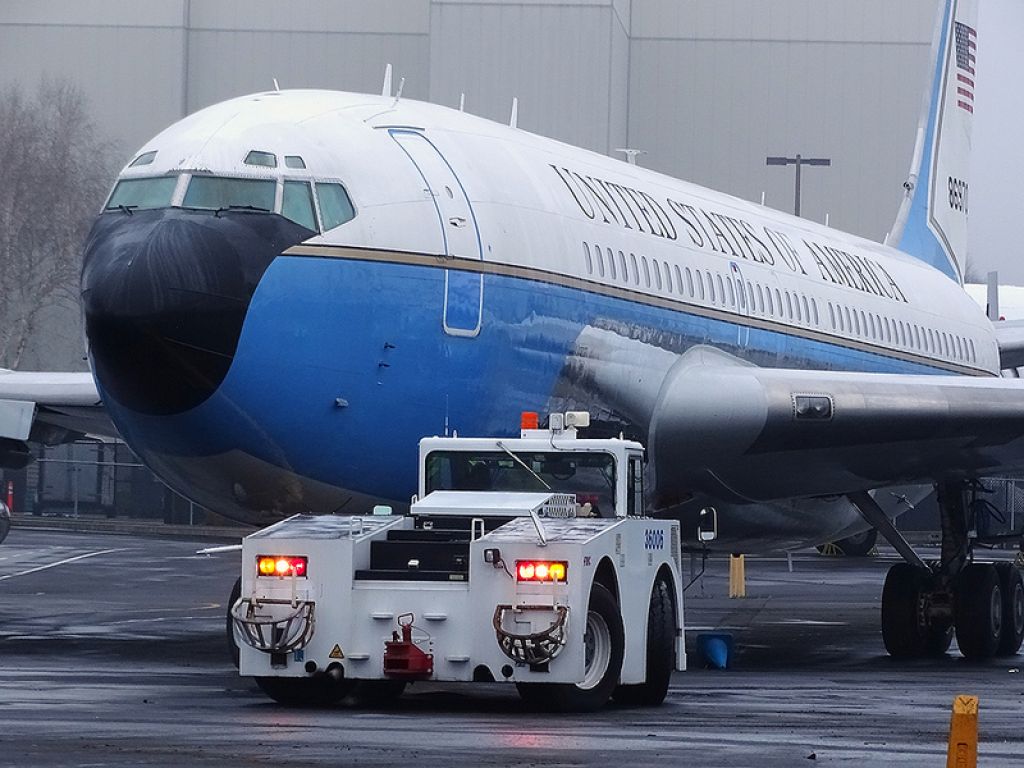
[970,0,1024,283]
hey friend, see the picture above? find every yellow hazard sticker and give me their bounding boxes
[329,644,344,659]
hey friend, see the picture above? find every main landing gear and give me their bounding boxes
[850,484,1024,660]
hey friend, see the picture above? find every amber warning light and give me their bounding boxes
[516,560,568,583]
[257,555,308,577]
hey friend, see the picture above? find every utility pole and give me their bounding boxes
[766,154,831,218]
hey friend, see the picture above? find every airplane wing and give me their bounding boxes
[992,320,1024,370]
[0,370,115,463]
[647,347,1024,508]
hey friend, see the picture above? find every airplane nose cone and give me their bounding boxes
[81,208,313,416]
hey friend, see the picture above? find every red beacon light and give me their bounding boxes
[520,411,539,431]
[515,560,568,583]
[257,555,308,578]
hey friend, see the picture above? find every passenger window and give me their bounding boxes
[969,339,976,362]
[696,271,705,300]
[726,277,736,307]
[584,243,593,274]
[707,273,716,303]
[785,292,793,320]
[774,289,782,316]
[630,253,640,284]
[828,303,836,329]
[674,265,684,295]
[716,274,725,305]
[756,284,764,313]
[664,263,673,293]
[642,257,651,288]
[618,251,628,283]
[282,181,317,231]
[802,296,811,324]
[685,268,694,297]
[596,246,606,277]
[651,259,661,290]
[765,287,774,315]
[607,247,617,280]
[316,182,356,230]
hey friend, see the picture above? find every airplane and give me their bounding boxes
[2,0,1023,662]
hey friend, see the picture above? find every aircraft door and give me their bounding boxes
[729,261,751,348]
[390,130,483,337]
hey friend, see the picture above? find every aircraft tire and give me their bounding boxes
[255,674,354,707]
[955,564,1003,660]
[613,577,675,707]
[226,577,241,669]
[517,582,624,712]
[881,563,951,658]
[994,563,1024,656]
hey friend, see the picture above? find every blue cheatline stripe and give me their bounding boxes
[105,255,951,503]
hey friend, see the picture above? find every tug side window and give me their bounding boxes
[627,456,643,517]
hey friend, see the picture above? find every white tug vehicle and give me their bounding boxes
[231,412,691,711]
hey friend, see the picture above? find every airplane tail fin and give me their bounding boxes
[886,0,978,284]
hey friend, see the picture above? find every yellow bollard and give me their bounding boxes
[946,695,979,768]
[728,554,746,598]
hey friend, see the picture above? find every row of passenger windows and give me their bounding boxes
[105,175,355,233]
[582,242,978,366]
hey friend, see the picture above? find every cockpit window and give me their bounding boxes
[282,181,317,231]
[105,176,177,210]
[316,182,355,230]
[129,150,157,167]
[244,150,277,168]
[183,176,276,212]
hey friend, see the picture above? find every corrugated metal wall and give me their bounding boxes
[0,0,940,245]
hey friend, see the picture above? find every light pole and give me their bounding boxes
[766,154,831,218]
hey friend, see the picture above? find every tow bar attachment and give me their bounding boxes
[383,613,434,678]
[493,604,569,665]
[231,597,316,653]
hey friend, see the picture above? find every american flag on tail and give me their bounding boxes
[954,21,976,114]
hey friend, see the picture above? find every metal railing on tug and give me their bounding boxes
[492,604,569,665]
[231,596,316,653]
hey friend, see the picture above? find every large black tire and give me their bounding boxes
[817,528,878,557]
[881,563,952,658]
[613,577,675,706]
[226,577,241,668]
[994,563,1024,656]
[955,563,1003,660]
[255,674,354,707]
[517,582,624,712]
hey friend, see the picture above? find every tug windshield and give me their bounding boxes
[425,451,617,516]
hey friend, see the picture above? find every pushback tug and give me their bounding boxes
[231,412,698,711]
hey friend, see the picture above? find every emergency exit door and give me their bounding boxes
[391,130,483,337]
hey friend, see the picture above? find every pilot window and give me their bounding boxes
[244,150,277,168]
[284,155,307,169]
[183,176,276,212]
[425,450,617,516]
[282,181,317,231]
[105,176,177,210]
[129,150,157,167]
[315,182,355,230]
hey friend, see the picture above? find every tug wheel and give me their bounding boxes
[226,577,241,668]
[255,674,354,707]
[613,577,675,706]
[517,582,623,712]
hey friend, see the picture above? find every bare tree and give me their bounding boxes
[0,78,117,370]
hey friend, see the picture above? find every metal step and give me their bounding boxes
[353,569,469,582]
